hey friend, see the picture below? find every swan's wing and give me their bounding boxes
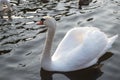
[52,27,87,61]
[52,27,106,61]
[52,27,117,71]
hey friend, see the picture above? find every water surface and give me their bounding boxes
[0,0,120,80]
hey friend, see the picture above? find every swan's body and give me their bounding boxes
[37,16,118,72]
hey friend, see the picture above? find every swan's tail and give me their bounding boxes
[106,34,118,49]
[97,34,118,60]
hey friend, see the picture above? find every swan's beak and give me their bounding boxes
[36,21,43,25]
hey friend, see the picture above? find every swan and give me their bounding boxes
[37,16,118,72]
[0,0,12,20]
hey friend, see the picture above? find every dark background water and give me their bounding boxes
[0,0,120,80]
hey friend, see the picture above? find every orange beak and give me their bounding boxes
[36,21,43,25]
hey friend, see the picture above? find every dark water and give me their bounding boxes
[0,0,120,80]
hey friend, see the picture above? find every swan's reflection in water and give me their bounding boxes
[40,52,113,80]
[40,64,102,80]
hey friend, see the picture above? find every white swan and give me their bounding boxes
[37,16,118,72]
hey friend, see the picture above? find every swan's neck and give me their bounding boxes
[41,25,56,63]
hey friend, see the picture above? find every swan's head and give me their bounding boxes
[37,16,57,29]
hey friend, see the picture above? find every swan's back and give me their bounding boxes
[51,27,117,71]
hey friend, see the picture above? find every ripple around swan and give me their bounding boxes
[0,0,120,80]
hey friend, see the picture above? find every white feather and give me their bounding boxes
[40,16,118,72]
